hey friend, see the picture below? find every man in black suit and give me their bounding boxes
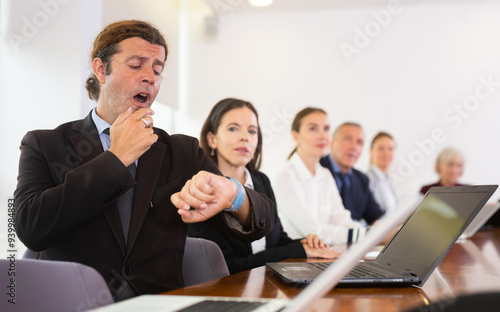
[320,122,384,225]
[14,20,276,301]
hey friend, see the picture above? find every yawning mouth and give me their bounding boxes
[134,92,149,104]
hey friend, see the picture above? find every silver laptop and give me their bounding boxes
[459,202,500,239]
[92,182,429,312]
[267,185,497,287]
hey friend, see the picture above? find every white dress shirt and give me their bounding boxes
[91,107,138,166]
[366,165,398,214]
[273,153,366,245]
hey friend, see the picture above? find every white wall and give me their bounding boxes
[1,0,499,257]
[0,0,87,258]
[184,0,500,206]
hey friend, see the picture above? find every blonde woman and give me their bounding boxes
[367,132,398,214]
[420,147,467,195]
[273,107,367,245]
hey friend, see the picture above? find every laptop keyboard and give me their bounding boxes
[345,265,388,278]
[176,300,267,312]
[310,262,388,278]
[309,262,331,270]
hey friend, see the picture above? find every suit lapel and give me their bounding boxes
[250,172,265,194]
[126,139,166,254]
[69,113,127,255]
[69,114,103,164]
[249,172,273,245]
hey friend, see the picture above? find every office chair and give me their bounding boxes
[183,237,230,286]
[0,259,113,312]
[22,248,39,259]
[20,237,229,290]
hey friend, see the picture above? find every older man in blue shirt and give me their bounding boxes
[320,122,384,225]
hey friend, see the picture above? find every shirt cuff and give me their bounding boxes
[223,212,252,234]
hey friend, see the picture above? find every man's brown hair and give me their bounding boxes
[85,20,168,101]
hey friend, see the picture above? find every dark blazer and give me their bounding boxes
[320,155,384,224]
[188,170,306,274]
[14,112,276,296]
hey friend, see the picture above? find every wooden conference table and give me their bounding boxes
[166,228,500,312]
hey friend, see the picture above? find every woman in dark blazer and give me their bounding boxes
[188,98,338,274]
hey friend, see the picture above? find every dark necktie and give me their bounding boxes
[339,174,353,213]
[117,163,136,243]
[103,128,135,244]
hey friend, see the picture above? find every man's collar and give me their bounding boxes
[328,155,352,176]
[91,107,111,135]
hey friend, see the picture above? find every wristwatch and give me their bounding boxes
[224,177,245,212]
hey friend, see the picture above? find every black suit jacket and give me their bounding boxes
[188,170,306,274]
[14,112,276,295]
[320,155,384,224]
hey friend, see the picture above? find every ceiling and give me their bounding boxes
[204,0,387,13]
[203,0,472,14]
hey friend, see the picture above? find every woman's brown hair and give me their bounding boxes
[369,131,394,164]
[287,107,327,160]
[200,98,263,171]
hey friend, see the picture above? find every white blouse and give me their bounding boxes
[366,165,398,214]
[273,153,366,245]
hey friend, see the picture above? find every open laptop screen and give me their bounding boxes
[377,187,491,284]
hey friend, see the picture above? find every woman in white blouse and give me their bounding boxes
[366,132,398,214]
[273,107,367,245]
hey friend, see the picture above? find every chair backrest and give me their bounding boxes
[22,248,39,259]
[1,259,113,312]
[182,237,230,287]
